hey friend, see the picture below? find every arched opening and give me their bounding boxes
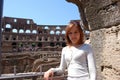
[38,42,42,47]
[50,42,54,47]
[62,42,66,47]
[32,43,36,47]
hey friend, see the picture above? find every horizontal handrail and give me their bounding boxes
[0,72,44,79]
[0,72,67,80]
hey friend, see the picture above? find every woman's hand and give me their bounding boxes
[44,69,54,80]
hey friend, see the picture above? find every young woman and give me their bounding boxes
[44,20,96,80]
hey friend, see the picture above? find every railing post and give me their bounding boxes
[40,65,42,79]
[0,0,4,77]
[14,65,17,75]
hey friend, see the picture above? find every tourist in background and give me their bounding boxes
[44,20,96,80]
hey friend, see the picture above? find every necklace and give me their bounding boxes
[67,44,83,67]
[74,44,83,48]
[67,47,73,67]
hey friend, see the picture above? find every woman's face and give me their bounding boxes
[68,26,80,46]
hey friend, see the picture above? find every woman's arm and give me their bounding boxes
[44,47,67,80]
[87,45,96,80]
[50,47,67,75]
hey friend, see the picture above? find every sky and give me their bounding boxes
[3,0,80,25]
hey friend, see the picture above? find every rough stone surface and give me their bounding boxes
[66,0,120,30]
[90,25,120,80]
[85,0,120,30]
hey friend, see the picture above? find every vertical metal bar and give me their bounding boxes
[0,0,4,76]
[14,65,16,75]
[40,65,42,79]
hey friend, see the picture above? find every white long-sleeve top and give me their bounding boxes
[51,44,96,80]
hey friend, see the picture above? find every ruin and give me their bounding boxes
[1,16,89,75]
[1,16,67,74]
[1,0,120,80]
[2,16,67,53]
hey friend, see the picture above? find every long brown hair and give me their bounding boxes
[65,20,84,46]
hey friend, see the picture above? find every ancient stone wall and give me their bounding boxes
[86,1,120,80]
[2,51,61,74]
[2,17,66,52]
[2,17,89,53]
[90,25,120,80]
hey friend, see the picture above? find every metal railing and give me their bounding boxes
[0,72,67,80]
[0,65,67,80]
[0,72,44,80]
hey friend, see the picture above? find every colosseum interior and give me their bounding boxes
[1,0,119,80]
[1,16,67,74]
[1,16,89,75]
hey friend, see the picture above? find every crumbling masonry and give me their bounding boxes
[2,16,66,53]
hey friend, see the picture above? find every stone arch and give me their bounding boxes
[56,42,60,47]
[6,24,11,28]
[27,20,30,24]
[50,30,55,34]
[2,28,4,32]
[62,42,66,47]
[14,18,17,22]
[5,24,11,32]
[44,26,49,29]
[56,30,60,35]
[50,42,55,47]
[19,29,24,33]
[32,30,37,34]
[12,28,17,33]
[56,26,61,30]
[25,29,31,33]
[12,42,17,49]
[38,42,42,47]
[62,30,65,34]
